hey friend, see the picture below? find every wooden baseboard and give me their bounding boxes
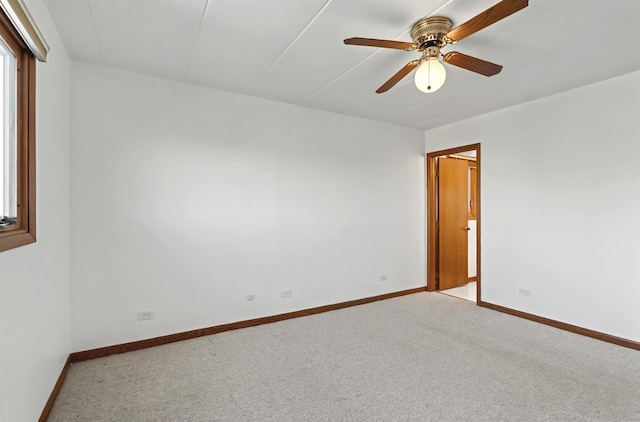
[39,355,71,422]
[478,300,640,351]
[70,287,427,363]
[467,276,478,283]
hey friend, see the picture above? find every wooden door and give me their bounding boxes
[438,157,469,290]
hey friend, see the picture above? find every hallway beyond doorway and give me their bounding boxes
[440,282,476,302]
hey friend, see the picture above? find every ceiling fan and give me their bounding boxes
[343,0,529,93]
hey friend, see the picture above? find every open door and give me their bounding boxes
[438,157,469,290]
[426,144,481,302]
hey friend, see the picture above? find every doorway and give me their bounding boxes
[426,144,480,303]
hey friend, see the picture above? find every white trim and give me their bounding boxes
[0,0,48,62]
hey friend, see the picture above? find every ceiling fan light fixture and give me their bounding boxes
[344,0,529,93]
[415,57,446,93]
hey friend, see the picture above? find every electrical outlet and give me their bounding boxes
[246,294,255,301]
[280,289,292,299]
[137,310,155,321]
[519,288,532,297]
[379,274,388,281]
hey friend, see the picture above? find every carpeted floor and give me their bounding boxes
[49,292,640,421]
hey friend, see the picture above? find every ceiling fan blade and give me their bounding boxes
[376,60,420,93]
[344,37,416,51]
[443,52,502,76]
[446,0,529,43]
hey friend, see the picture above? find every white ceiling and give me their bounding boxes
[42,0,640,130]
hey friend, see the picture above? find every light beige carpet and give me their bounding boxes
[49,292,640,421]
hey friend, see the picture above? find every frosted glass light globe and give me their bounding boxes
[414,57,447,93]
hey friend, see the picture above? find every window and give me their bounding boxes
[0,4,36,252]
[1,33,17,227]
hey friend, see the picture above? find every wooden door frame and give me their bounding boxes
[426,143,481,303]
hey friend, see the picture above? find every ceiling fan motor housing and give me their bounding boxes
[411,16,452,54]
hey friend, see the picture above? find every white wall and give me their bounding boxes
[70,63,425,352]
[426,70,640,342]
[0,0,71,420]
